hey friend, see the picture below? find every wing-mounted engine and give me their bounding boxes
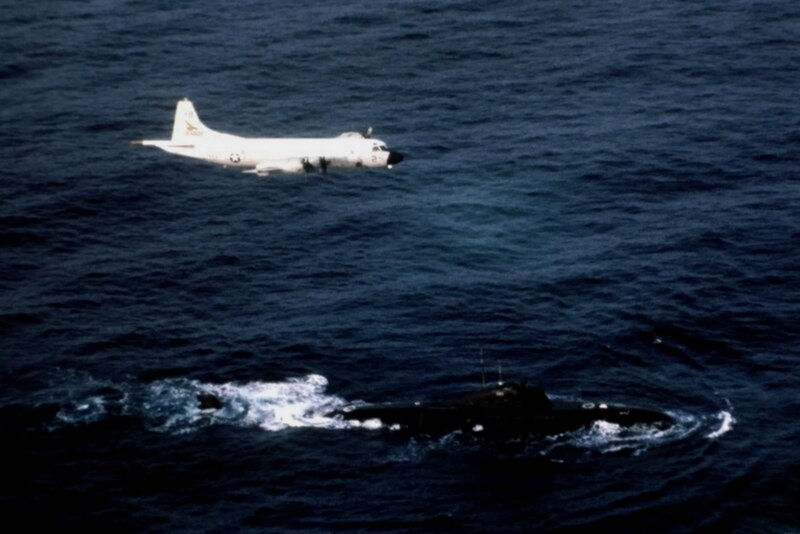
[302,157,330,173]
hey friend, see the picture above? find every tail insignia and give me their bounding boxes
[185,121,202,135]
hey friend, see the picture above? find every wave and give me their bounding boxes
[706,410,736,439]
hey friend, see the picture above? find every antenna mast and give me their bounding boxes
[497,359,503,386]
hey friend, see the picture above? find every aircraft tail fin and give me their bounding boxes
[171,98,213,142]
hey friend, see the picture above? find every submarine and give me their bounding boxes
[330,382,673,438]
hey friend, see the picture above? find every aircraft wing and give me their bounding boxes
[243,159,311,175]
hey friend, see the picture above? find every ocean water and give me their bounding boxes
[1,0,799,532]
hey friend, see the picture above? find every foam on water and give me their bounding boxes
[56,395,110,426]
[535,409,705,457]
[55,374,370,434]
[706,410,736,440]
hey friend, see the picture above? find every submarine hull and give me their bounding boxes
[332,384,672,437]
[337,405,671,437]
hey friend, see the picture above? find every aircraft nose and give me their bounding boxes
[387,151,404,165]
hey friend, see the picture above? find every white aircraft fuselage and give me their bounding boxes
[133,98,404,175]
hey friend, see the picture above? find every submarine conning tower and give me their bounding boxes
[455,383,553,411]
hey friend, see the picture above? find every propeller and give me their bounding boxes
[302,158,314,172]
[364,126,373,138]
[319,157,329,174]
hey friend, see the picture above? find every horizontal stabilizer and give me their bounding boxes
[132,140,195,149]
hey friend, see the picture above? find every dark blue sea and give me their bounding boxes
[2,1,799,532]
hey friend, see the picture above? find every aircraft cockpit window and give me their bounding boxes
[372,146,380,152]
[378,145,389,151]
